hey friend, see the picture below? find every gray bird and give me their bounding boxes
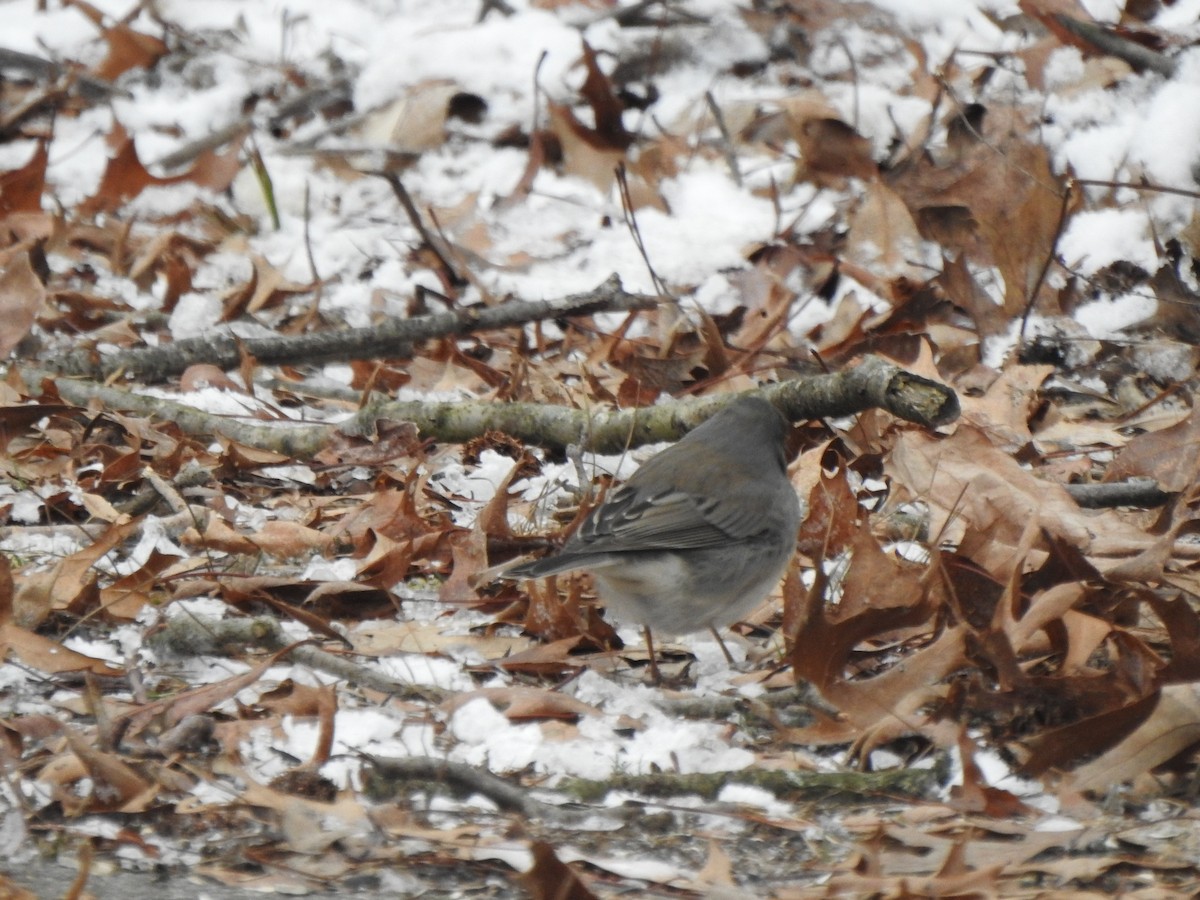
[507,395,801,667]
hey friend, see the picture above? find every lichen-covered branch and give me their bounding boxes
[559,764,943,805]
[29,370,338,458]
[356,354,959,452]
[25,354,958,458]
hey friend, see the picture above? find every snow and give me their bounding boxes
[1057,208,1158,276]
[1130,70,1200,185]
[7,0,1200,881]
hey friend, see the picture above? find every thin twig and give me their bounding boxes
[1018,178,1073,344]
[378,171,467,287]
[704,91,742,187]
[830,33,860,130]
[154,117,252,170]
[298,181,323,326]
[1074,178,1200,202]
[615,164,668,297]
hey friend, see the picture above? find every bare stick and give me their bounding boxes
[0,46,125,100]
[1074,178,1200,201]
[378,171,466,287]
[644,626,662,684]
[1064,480,1173,509]
[616,164,668,297]
[42,274,656,383]
[153,118,252,170]
[1052,15,1175,77]
[708,626,736,665]
[1018,178,1073,344]
[705,91,742,187]
[149,614,448,704]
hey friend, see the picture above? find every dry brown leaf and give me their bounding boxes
[688,839,735,890]
[0,142,48,215]
[888,426,1151,576]
[0,622,124,675]
[253,520,337,558]
[1105,403,1200,492]
[576,40,633,150]
[439,528,488,606]
[795,461,866,558]
[14,518,140,618]
[774,91,876,185]
[1146,593,1200,682]
[844,181,924,279]
[184,516,256,554]
[63,729,154,811]
[1034,689,1173,789]
[0,249,47,360]
[354,530,416,590]
[785,499,952,753]
[441,684,605,722]
[94,23,168,81]
[220,254,312,321]
[358,80,461,152]
[889,110,1067,317]
[956,363,1054,448]
[210,576,393,622]
[81,123,245,215]
[255,680,328,717]
[493,636,586,677]
[184,516,334,559]
[796,117,878,184]
[519,841,599,900]
[332,484,449,545]
[935,252,1010,338]
[119,653,282,735]
[519,573,620,649]
[179,364,245,393]
[546,102,626,192]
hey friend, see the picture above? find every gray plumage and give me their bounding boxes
[507,396,801,634]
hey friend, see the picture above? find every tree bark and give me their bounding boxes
[29,354,958,457]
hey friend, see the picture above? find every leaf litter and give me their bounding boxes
[4,0,1200,896]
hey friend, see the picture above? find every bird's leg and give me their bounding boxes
[644,626,662,684]
[708,626,736,665]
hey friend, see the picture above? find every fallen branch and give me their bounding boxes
[30,373,335,458]
[26,355,959,457]
[43,274,656,383]
[360,753,941,824]
[361,755,606,824]
[0,46,125,100]
[559,763,944,805]
[149,614,449,704]
[1052,15,1175,77]
[1064,480,1173,509]
[353,354,959,452]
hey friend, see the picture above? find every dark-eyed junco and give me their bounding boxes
[506,395,800,669]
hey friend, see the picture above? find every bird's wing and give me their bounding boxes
[576,483,762,551]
